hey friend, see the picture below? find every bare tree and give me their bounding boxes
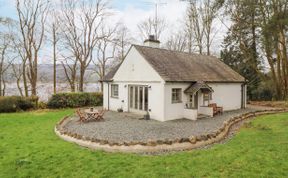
[186,0,205,54]
[0,18,14,96]
[48,9,61,94]
[184,0,222,55]
[16,0,49,96]
[11,63,24,96]
[165,31,187,52]
[138,16,167,41]
[93,25,117,92]
[202,0,223,55]
[13,39,29,97]
[114,25,133,61]
[0,35,11,96]
[61,56,78,92]
[60,0,109,92]
[6,17,30,96]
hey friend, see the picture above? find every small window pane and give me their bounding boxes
[111,84,119,98]
[129,86,133,108]
[135,86,138,109]
[144,87,148,111]
[172,88,182,103]
[139,87,143,110]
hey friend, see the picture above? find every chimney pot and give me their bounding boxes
[144,35,160,48]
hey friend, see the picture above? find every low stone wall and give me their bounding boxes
[55,109,288,153]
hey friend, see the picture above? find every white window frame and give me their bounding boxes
[111,84,119,98]
[172,88,182,103]
[203,92,212,106]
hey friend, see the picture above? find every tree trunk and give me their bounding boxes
[276,43,283,99]
[70,83,75,92]
[0,50,4,96]
[100,65,105,92]
[17,77,23,96]
[53,26,57,94]
[22,64,29,97]
[2,78,6,96]
[251,12,258,70]
[279,29,288,98]
[30,57,38,96]
[206,36,210,55]
[79,66,85,92]
[0,72,2,96]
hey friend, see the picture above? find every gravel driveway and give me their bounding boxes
[62,106,271,143]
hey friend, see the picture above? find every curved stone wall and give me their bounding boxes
[55,109,287,153]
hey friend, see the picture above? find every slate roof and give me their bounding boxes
[184,82,214,94]
[101,45,245,83]
[101,63,121,82]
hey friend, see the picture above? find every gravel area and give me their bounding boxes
[61,106,271,143]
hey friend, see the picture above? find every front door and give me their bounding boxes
[187,92,198,109]
[129,85,148,113]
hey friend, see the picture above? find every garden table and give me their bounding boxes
[84,108,99,121]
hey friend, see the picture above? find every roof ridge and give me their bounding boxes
[103,44,245,83]
[132,44,219,58]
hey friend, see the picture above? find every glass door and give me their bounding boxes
[129,85,148,112]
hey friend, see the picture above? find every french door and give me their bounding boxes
[129,85,148,112]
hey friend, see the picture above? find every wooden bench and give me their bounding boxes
[208,103,223,116]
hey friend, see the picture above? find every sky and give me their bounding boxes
[0,0,228,62]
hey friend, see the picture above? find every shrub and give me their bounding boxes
[0,96,38,113]
[38,101,47,109]
[47,92,103,109]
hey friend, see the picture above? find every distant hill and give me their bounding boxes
[5,64,99,83]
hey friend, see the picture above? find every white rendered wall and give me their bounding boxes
[183,109,198,120]
[113,46,163,82]
[198,106,213,117]
[208,83,243,111]
[104,82,165,121]
[104,46,165,121]
[103,45,245,121]
[163,82,245,121]
[164,83,191,121]
[103,83,109,110]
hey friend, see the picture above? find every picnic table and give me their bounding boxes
[76,108,106,122]
[84,108,99,120]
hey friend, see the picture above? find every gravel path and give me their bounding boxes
[62,106,271,143]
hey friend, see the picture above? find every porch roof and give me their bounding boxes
[184,82,214,94]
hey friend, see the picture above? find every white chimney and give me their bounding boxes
[144,35,160,48]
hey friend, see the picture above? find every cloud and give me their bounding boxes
[0,0,228,59]
[109,0,227,55]
[110,0,188,44]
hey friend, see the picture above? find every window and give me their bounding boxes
[203,93,212,101]
[172,88,182,103]
[111,84,119,98]
[203,92,212,106]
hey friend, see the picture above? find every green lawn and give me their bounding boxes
[0,110,288,178]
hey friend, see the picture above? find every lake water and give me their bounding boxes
[4,82,101,102]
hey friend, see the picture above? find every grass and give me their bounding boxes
[0,110,288,178]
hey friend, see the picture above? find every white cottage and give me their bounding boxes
[101,37,247,122]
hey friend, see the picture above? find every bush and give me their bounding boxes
[38,101,47,109]
[0,96,38,113]
[47,92,103,109]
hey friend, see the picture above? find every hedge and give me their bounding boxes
[47,92,103,109]
[0,96,38,113]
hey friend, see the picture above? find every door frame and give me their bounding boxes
[187,92,198,109]
[128,85,148,114]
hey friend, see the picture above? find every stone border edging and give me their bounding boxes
[55,109,288,153]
